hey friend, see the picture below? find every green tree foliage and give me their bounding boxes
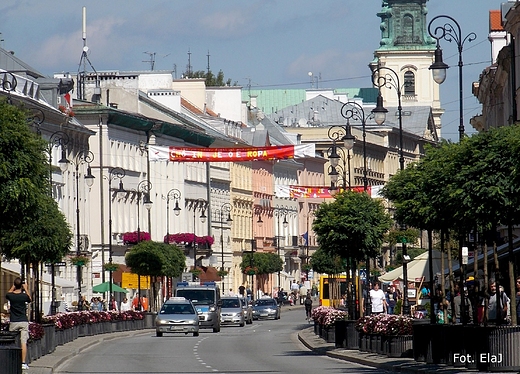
[0,99,49,234]
[239,252,283,275]
[312,190,392,262]
[309,247,345,275]
[126,241,185,277]
[1,194,72,263]
[184,69,235,87]
[0,99,72,264]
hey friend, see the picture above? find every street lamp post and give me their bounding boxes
[327,122,355,195]
[428,16,476,325]
[340,102,372,191]
[70,150,95,306]
[428,15,476,141]
[274,206,289,291]
[108,168,125,299]
[371,65,410,316]
[217,203,233,291]
[47,131,70,315]
[191,199,207,275]
[136,180,153,311]
[165,189,181,298]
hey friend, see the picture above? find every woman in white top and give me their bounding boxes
[120,297,131,312]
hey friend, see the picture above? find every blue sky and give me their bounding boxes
[0,0,500,141]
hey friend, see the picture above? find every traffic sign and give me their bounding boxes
[45,262,66,267]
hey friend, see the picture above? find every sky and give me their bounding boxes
[0,0,503,141]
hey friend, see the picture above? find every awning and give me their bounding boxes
[1,261,75,290]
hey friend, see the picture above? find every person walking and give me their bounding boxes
[304,294,313,321]
[369,282,387,315]
[6,277,32,371]
[484,279,509,324]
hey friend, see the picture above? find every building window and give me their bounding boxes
[404,71,415,96]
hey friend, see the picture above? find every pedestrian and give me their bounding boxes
[484,279,509,324]
[304,294,313,320]
[385,285,397,315]
[6,277,32,371]
[228,288,235,297]
[238,284,245,297]
[369,282,387,315]
[453,284,473,323]
[299,283,308,305]
[108,296,118,311]
[120,297,131,312]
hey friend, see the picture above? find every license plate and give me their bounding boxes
[260,313,268,317]
[170,326,184,331]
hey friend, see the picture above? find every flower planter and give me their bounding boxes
[55,329,64,346]
[345,320,359,350]
[78,324,87,337]
[27,339,42,364]
[325,326,335,343]
[359,333,369,352]
[314,321,319,335]
[42,324,55,355]
[386,335,413,358]
[334,320,347,348]
[482,325,520,372]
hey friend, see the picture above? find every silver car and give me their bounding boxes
[220,297,252,326]
[252,297,281,320]
[155,297,199,337]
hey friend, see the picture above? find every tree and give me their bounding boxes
[183,69,236,87]
[239,252,283,275]
[312,190,392,262]
[0,99,50,237]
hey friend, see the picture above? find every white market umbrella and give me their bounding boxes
[378,250,444,283]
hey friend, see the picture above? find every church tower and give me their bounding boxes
[369,0,444,137]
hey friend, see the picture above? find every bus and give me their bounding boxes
[319,275,347,307]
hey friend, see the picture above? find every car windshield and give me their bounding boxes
[222,299,241,308]
[177,290,215,305]
[254,299,275,306]
[161,303,195,315]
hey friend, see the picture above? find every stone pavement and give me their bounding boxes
[297,326,519,374]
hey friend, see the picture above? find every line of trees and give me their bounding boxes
[381,125,520,325]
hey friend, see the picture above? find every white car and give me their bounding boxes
[155,297,199,337]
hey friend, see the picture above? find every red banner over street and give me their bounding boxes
[149,144,315,162]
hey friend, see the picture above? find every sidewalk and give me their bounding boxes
[27,330,150,374]
[297,327,474,374]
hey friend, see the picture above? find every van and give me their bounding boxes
[175,281,221,332]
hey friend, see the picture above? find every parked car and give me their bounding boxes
[220,297,252,326]
[252,297,281,320]
[155,297,199,337]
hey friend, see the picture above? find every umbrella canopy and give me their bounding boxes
[378,250,444,283]
[92,282,128,293]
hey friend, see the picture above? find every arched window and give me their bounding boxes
[404,71,415,96]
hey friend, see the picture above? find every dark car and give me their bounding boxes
[252,297,281,320]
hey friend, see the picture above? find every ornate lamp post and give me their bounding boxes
[428,16,476,324]
[191,198,207,275]
[371,65,409,316]
[107,168,125,299]
[47,131,69,315]
[69,150,95,305]
[274,206,289,291]
[327,121,355,195]
[245,214,263,301]
[165,189,181,298]
[428,15,476,141]
[136,180,152,311]
[165,189,182,245]
[216,203,233,291]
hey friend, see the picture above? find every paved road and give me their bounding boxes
[30,305,388,374]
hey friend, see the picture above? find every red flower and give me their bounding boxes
[123,231,151,244]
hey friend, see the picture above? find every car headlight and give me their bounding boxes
[209,305,216,312]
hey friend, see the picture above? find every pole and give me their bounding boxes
[108,168,125,302]
[220,210,224,291]
[137,190,141,311]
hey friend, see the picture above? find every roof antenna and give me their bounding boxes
[77,6,100,102]
[143,52,156,71]
[187,48,192,76]
[207,50,210,74]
